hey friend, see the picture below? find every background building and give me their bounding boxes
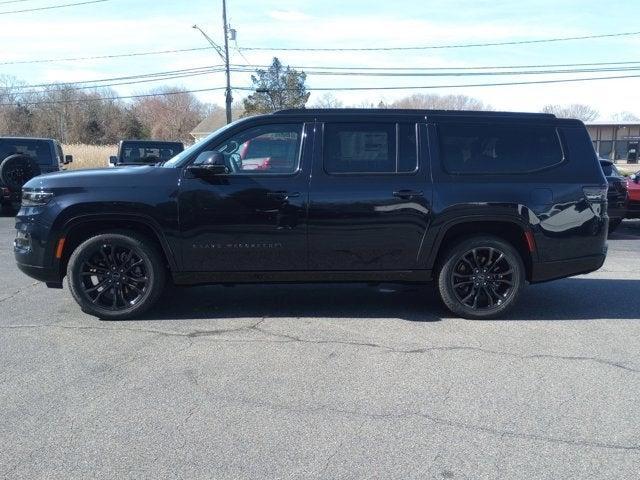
[587,122,640,163]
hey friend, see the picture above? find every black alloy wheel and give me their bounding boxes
[67,232,166,319]
[438,236,524,319]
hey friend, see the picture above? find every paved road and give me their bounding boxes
[1,215,639,479]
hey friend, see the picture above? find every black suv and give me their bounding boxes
[109,140,184,167]
[14,109,608,320]
[1,137,72,211]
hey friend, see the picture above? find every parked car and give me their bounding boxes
[627,170,640,218]
[14,109,608,320]
[599,159,628,232]
[109,140,184,167]
[0,137,72,212]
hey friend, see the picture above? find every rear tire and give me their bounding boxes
[437,235,525,319]
[67,232,166,320]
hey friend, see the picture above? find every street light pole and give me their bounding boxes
[221,0,232,124]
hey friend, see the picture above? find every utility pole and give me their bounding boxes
[192,0,233,124]
[221,0,232,124]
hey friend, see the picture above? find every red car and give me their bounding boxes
[628,171,640,218]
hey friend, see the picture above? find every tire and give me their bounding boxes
[67,231,166,320]
[608,218,622,234]
[437,235,525,320]
[0,154,41,190]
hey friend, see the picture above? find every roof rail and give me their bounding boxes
[273,108,556,118]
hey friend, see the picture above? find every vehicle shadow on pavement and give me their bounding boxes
[134,278,640,323]
[507,278,640,321]
[142,282,445,323]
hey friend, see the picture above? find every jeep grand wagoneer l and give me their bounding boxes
[14,109,608,319]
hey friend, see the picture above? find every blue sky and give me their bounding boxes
[1,0,639,118]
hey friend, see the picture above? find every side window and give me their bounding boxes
[439,123,564,175]
[324,123,417,174]
[202,123,303,174]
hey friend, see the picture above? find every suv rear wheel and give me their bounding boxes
[437,235,525,319]
[67,232,166,320]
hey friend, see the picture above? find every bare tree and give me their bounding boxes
[133,87,207,142]
[610,111,640,122]
[313,93,344,109]
[541,104,599,122]
[390,94,493,111]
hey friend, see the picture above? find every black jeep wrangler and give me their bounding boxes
[14,109,608,320]
[1,137,72,213]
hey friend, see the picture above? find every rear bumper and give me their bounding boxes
[530,251,607,283]
[626,200,640,218]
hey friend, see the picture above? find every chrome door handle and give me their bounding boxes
[393,190,423,199]
[267,191,300,201]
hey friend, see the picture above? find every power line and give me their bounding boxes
[12,65,223,89]
[0,46,212,66]
[233,73,640,91]
[229,65,640,78]
[0,0,108,14]
[1,86,227,106]
[238,30,640,52]
[17,69,225,95]
[229,60,640,72]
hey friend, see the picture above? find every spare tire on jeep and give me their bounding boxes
[0,154,41,190]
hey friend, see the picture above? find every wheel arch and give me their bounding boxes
[427,217,536,281]
[56,214,178,281]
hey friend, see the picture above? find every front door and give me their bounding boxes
[307,120,433,271]
[178,121,312,272]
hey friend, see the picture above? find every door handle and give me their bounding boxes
[393,190,423,199]
[267,191,301,201]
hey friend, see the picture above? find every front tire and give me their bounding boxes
[608,218,622,234]
[437,235,525,319]
[67,232,166,320]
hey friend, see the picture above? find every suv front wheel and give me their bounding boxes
[67,232,166,320]
[438,235,525,319]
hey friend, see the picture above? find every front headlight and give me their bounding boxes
[22,190,54,206]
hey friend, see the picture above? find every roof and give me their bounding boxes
[587,121,640,127]
[0,136,55,142]
[120,139,183,145]
[191,109,230,136]
[274,108,556,119]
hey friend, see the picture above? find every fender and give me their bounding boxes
[55,212,180,272]
[423,212,538,271]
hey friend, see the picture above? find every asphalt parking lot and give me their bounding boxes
[1,216,639,480]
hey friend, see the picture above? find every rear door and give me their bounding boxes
[307,117,433,271]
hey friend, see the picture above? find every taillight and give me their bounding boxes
[583,186,608,204]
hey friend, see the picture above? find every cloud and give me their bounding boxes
[268,10,310,22]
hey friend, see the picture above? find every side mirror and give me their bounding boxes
[64,155,73,165]
[109,156,118,165]
[188,151,229,177]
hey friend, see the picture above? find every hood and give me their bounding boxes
[24,165,173,190]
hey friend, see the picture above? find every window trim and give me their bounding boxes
[188,122,307,178]
[322,122,419,176]
[437,122,567,176]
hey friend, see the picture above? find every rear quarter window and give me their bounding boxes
[438,123,564,175]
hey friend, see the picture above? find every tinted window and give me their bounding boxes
[324,123,417,174]
[0,139,53,165]
[439,124,564,174]
[208,123,302,174]
[121,142,183,163]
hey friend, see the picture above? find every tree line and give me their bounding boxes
[1,58,636,145]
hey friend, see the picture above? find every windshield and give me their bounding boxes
[120,142,183,164]
[0,139,53,165]
[162,119,244,168]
